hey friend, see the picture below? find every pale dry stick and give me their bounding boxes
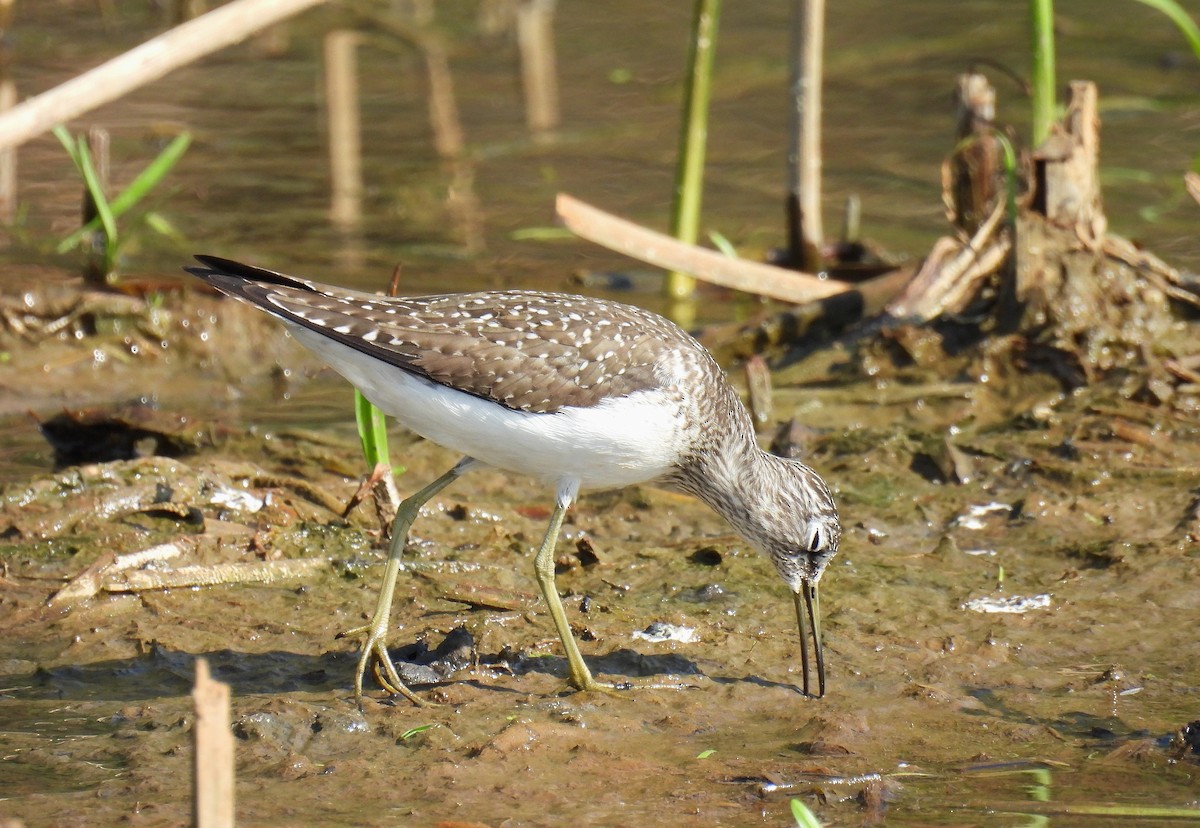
[516,0,559,135]
[106,558,330,592]
[1103,233,1200,310]
[48,543,328,605]
[1185,170,1200,207]
[192,658,234,828]
[47,539,189,607]
[0,79,15,222]
[788,0,826,260]
[325,31,363,227]
[917,238,1010,320]
[886,198,1010,321]
[0,0,329,150]
[556,193,852,305]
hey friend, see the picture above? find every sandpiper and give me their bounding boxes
[186,255,841,706]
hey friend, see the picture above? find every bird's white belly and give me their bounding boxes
[288,325,689,490]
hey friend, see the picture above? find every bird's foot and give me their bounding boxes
[338,623,430,710]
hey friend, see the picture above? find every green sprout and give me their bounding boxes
[789,798,823,828]
[53,125,191,284]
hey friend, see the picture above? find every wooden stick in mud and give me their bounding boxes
[947,73,999,234]
[1033,80,1105,245]
[82,127,111,285]
[516,0,560,135]
[885,199,1010,321]
[556,193,852,305]
[108,558,330,592]
[787,0,826,266]
[0,0,329,150]
[0,79,15,221]
[193,658,234,828]
[324,30,363,228]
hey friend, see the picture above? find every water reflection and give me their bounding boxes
[2,1,1195,306]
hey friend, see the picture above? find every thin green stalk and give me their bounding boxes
[1029,0,1056,146]
[354,388,390,469]
[790,798,823,828]
[1132,0,1200,61]
[994,131,1019,222]
[111,132,192,217]
[665,0,720,300]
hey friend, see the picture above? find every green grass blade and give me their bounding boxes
[52,125,83,168]
[53,128,118,259]
[707,229,739,259]
[510,226,575,241]
[399,723,437,740]
[993,131,1020,222]
[354,388,391,469]
[142,211,187,243]
[790,798,823,828]
[108,131,191,219]
[57,132,192,253]
[665,0,721,300]
[53,126,90,255]
[74,137,119,258]
[1132,0,1200,61]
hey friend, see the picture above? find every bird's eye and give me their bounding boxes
[808,527,823,553]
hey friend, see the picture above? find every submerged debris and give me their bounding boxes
[961,594,1052,614]
[738,78,1200,423]
[38,400,213,467]
[389,626,476,685]
[632,622,699,644]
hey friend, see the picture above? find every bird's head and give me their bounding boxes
[759,459,841,699]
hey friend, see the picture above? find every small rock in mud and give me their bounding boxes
[234,710,306,752]
[770,417,818,460]
[1168,720,1200,760]
[470,719,587,758]
[574,535,600,567]
[791,712,871,756]
[311,708,370,739]
[632,622,698,643]
[676,583,728,603]
[390,626,475,685]
[688,547,723,566]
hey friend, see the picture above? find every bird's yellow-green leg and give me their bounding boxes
[531,479,612,693]
[344,458,475,708]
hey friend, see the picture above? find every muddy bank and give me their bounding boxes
[2,305,1198,824]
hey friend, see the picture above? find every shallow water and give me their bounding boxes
[2,1,1200,826]
[4,0,1200,293]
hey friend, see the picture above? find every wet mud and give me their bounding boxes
[2,289,1199,826]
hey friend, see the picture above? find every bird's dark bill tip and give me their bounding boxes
[793,582,825,698]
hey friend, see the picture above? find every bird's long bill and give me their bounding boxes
[792,581,825,698]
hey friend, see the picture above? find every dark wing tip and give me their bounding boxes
[184,255,316,292]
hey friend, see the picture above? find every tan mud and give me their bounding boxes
[2,354,1198,825]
